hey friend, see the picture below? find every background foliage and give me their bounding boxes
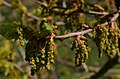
[0,0,120,79]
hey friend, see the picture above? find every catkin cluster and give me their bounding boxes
[25,34,55,76]
[93,24,120,57]
[72,35,91,66]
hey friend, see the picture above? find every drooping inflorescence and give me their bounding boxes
[72,35,91,66]
[25,33,55,76]
[93,22,120,57]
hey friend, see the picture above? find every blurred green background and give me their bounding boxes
[0,0,120,79]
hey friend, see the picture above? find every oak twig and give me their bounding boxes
[55,29,92,39]
[102,12,120,26]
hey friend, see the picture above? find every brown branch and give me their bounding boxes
[88,11,109,15]
[82,63,89,73]
[3,0,11,7]
[52,7,110,16]
[26,12,40,20]
[110,13,119,22]
[55,29,92,39]
[102,12,120,26]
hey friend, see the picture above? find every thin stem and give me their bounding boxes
[102,12,120,26]
[55,29,92,39]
